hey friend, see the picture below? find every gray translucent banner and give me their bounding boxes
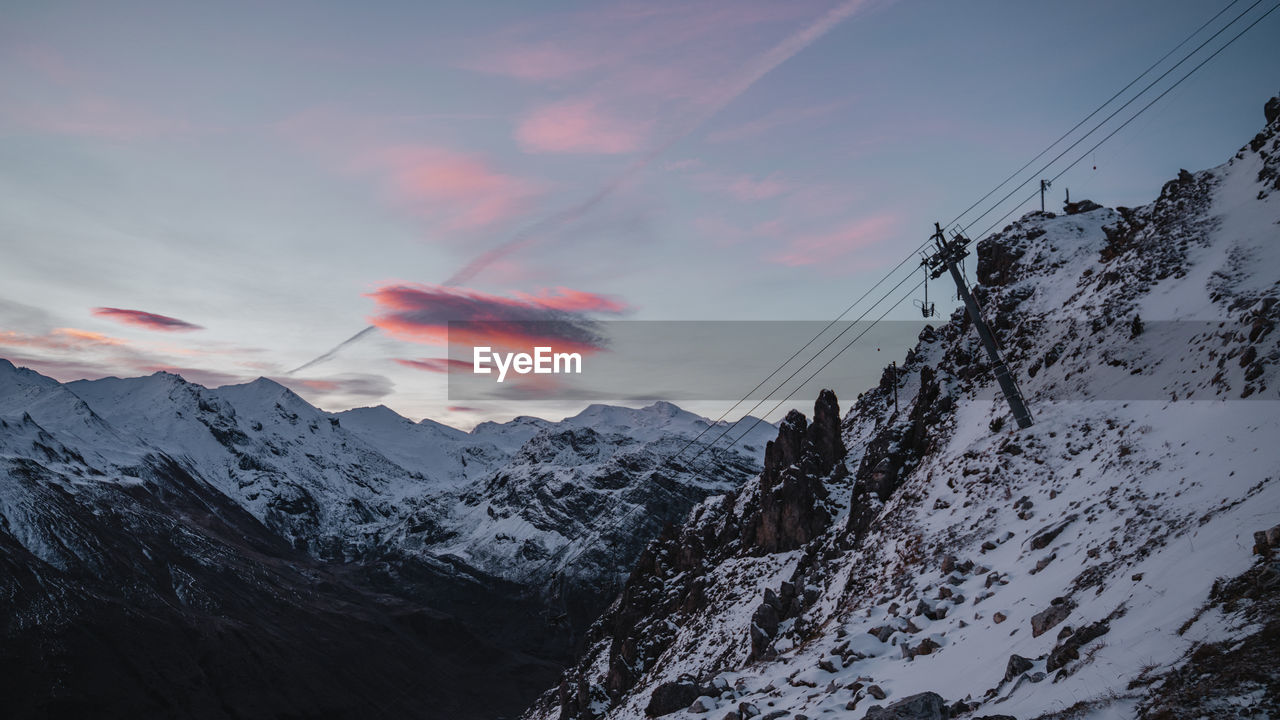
[444,320,1275,403]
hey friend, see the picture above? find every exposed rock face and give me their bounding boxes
[847,365,951,539]
[752,390,844,553]
[1254,523,1280,557]
[1064,197,1103,215]
[548,393,849,718]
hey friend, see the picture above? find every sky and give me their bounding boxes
[2,0,1278,428]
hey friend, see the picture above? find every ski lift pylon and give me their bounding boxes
[913,260,936,318]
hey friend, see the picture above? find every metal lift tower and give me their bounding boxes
[923,223,1034,429]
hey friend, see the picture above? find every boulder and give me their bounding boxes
[862,691,949,720]
[1046,619,1111,671]
[1028,514,1077,550]
[1004,654,1033,682]
[646,681,703,717]
[1253,524,1280,556]
[1031,598,1073,637]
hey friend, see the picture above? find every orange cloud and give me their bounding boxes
[0,327,127,351]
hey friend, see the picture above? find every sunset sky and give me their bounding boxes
[2,0,1277,426]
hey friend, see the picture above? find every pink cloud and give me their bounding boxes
[465,2,828,94]
[443,0,873,283]
[516,99,647,155]
[92,307,203,332]
[512,287,629,314]
[769,214,898,268]
[366,283,628,352]
[360,145,541,229]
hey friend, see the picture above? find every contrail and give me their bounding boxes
[289,0,872,373]
[449,0,872,285]
[287,325,379,374]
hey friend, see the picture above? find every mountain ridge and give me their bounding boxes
[527,97,1280,720]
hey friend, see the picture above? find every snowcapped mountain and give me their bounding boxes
[0,358,777,717]
[0,364,774,588]
[527,99,1280,720]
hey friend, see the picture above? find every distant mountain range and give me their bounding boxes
[0,359,775,718]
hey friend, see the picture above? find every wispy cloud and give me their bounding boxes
[0,327,127,351]
[92,307,203,332]
[516,99,648,155]
[1,43,203,139]
[279,373,393,402]
[768,213,898,268]
[698,172,793,202]
[395,357,474,373]
[448,0,874,283]
[357,145,542,230]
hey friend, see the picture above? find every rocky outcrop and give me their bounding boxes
[847,365,951,539]
[750,390,844,553]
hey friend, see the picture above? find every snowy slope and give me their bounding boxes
[530,100,1280,720]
